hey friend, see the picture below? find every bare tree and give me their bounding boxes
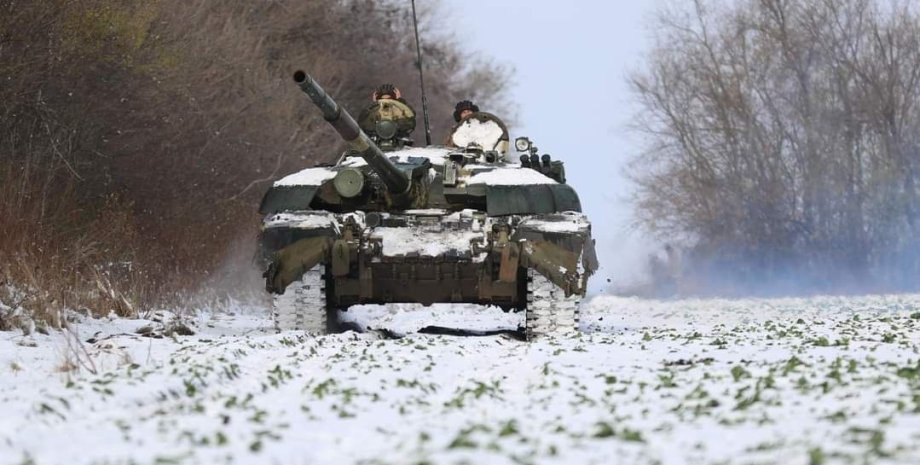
[630,0,920,292]
[0,0,512,321]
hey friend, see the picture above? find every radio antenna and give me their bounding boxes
[411,0,432,145]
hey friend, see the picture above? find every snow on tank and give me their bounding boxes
[518,212,591,233]
[273,147,452,188]
[271,144,560,189]
[274,168,337,187]
[450,117,507,154]
[465,166,557,186]
[263,211,336,229]
[369,227,486,259]
[367,209,489,259]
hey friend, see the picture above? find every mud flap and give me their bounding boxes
[498,243,520,283]
[264,237,332,294]
[520,240,582,295]
[331,239,350,277]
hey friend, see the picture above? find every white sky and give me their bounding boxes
[449,1,660,292]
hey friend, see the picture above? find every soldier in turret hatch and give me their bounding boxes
[452,100,480,123]
[372,83,404,103]
[447,99,510,157]
[358,83,417,146]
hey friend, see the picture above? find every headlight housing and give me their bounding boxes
[375,120,398,140]
[514,137,531,152]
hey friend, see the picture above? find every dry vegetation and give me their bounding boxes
[0,0,510,328]
[631,0,920,294]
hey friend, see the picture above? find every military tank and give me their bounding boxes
[258,71,598,340]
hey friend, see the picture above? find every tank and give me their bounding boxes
[258,71,598,340]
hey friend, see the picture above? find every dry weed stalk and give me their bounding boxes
[58,326,98,375]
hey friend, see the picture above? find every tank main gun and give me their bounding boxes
[293,70,411,194]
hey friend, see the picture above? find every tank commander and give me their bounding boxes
[447,99,510,157]
[358,83,417,145]
[372,83,404,103]
[452,100,480,123]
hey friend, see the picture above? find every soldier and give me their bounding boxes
[452,100,480,122]
[447,100,509,156]
[359,83,417,144]
[372,83,405,103]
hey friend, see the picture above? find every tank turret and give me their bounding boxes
[293,70,410,194]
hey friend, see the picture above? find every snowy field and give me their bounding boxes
[3,294,920,465]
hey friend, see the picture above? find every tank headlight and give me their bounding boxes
[514,137,531,152]
[375,120,398,140]
[333,168,365,198]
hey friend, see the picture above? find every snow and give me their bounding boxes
[400,209,449,216]
[467,167,557,185]
[272,149,555,189]
[341,303,519,337]
[520,214,590,233]
[272,147,450,188]
[3,294,920,464]
[390,146,452,166]
[274,167,337,187]
[450,118,506,151]
[369,226,483,257]
[263,212,335,230]
[340,147,453,169]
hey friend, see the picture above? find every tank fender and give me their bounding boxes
[264,236,333,294]
[582,236,599,276]
[520,238,597,295]
[512,212,599,294]
[519,240,583,295]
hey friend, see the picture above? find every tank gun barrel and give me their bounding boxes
[293,70,411,194]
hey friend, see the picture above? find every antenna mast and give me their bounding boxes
[411,0,432,145]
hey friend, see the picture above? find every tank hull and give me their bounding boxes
[259,209,596,310]
[328,259,523,308]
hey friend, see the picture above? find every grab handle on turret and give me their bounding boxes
[293,71,411,194]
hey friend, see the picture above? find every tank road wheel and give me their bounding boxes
[272,265,336,334]
[524,269,580,340]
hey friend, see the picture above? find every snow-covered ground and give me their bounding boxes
[3,294,920,465]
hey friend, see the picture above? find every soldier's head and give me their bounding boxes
[373,83,400,101]
[453,100,479,122]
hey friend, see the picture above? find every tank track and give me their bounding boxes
[272,265,332,333]
[524,269,580,340]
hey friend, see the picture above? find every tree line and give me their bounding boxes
[0,0,510,327]
[630,0,920,294]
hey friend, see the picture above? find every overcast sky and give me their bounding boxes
[449,1,660,292]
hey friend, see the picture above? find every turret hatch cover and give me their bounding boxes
[450,113,509,153]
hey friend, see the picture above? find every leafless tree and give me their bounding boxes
[0,0,512,321]
[630,0,920,291]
